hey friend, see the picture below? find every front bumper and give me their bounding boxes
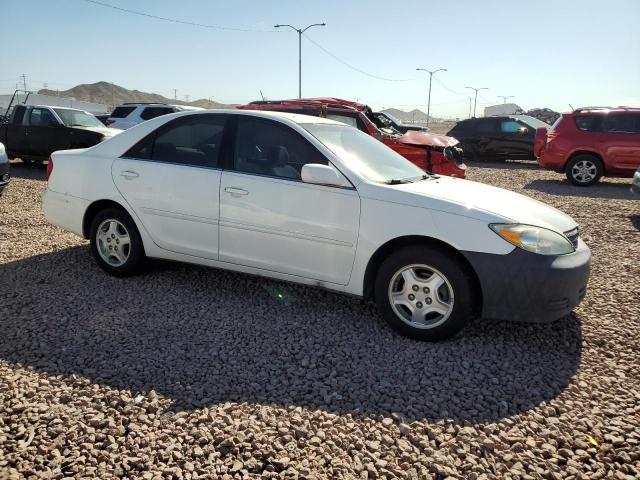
[462,241,591,323]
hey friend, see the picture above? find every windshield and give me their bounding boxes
[53,108,103,127]
[304,123,424,183]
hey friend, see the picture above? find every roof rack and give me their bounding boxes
[573,106,640,113]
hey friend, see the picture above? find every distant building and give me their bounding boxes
[0,92,108,115]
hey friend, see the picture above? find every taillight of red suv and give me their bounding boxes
[46,157,53,180]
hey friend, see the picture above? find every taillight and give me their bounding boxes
[46,157,53,180]
[105,119,115,126]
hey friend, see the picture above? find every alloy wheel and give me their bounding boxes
[96,219,131,267]
[388,264,454,329]
[571,160,597,183]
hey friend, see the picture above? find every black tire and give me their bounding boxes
[374,245,477,341]
[89,207,146,277]
[565,154,602,186]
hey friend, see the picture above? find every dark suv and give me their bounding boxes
[535,107,640,186]
[447,115,550,161]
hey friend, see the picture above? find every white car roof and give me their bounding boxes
[84,109,345,158]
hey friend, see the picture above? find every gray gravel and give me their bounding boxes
[1,160,639,479]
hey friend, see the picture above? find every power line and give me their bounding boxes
[303,33,412,82]
[77,0,279,33]
[433,76,467,97]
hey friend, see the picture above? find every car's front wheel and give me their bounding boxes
[89,207,146,277]
[565,154,602,186]
[374,246,477,341]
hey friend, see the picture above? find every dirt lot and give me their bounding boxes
[1,160,639,479]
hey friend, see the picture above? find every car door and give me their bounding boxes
[112,114,227,259]
[218,116,360,285]
[496,119,533,159]
[600,113,640,174]
[26,108,67,158]
[6,105,29,157]
[468,118,500,157]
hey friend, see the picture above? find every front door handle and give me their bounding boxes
[224,186,249,197]
[120,170,139,179]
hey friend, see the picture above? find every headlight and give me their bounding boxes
[489,223,575,255]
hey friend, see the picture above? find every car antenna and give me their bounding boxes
[260,90,266,101]
[568,103,574,110]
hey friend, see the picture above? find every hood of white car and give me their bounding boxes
[370,176,578,234]
[72,125,122,137]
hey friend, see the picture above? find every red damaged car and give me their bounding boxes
[237,98,466,178]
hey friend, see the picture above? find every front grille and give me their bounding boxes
[564,227,579,248]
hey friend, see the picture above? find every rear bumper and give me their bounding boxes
[42,189,88,237]
[462,241,591,323]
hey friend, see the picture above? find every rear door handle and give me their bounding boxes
[120,170,139,179]
[224,187,249,197]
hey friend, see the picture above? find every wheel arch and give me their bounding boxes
[564,149,604,172]
[82,199,133,239]
[362,235,482,313]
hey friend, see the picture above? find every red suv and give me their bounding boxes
[238,98,466,178]
[535,107,640,186]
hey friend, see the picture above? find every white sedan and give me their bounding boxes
[43,110,591,340]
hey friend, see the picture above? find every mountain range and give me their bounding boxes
[35,82,439,122]
[37,81,235,109]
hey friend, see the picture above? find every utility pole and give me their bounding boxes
[498,95,514,104]
[173,89,178,101]
[416,67,447,128]
[465,86,488,118]
[274,22,326,98]
[21,74,27,92]
[468,97,473,118]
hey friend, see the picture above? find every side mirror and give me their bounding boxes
[301,164,344,187]
[48,120,61,127]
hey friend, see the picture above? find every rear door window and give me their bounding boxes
[124,115,227,168]
[110,106,136,118]
[13,105,26,124]
[140,107,175,121]
[474,119,499,134]
[602,114,637,134]
[574,115,603,132]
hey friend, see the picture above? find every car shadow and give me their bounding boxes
[7,160,46,181]
[630,215,640,231]
[0,246,582,423]
[524,178,636,200]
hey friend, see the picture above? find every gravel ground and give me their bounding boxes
[1,160,639,479]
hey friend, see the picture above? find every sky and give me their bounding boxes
[1,0,639,119]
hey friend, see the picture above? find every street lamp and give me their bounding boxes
[465,86,488,117]
[498,95,514,104]
[274,22,326,98]
[416,67,447,128]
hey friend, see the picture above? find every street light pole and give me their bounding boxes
[274,22,326,98]
[416,67,446,128]
[465,86,488,117]
[498,95,514,104]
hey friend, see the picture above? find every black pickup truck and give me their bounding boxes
[0,105,121,163]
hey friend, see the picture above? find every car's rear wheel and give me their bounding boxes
[565,154,602,186]
[89,208,146,277]
[374,246,477,341]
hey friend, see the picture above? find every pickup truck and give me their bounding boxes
[0,105,121,163]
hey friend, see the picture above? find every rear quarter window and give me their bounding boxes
[110,106,136,118]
